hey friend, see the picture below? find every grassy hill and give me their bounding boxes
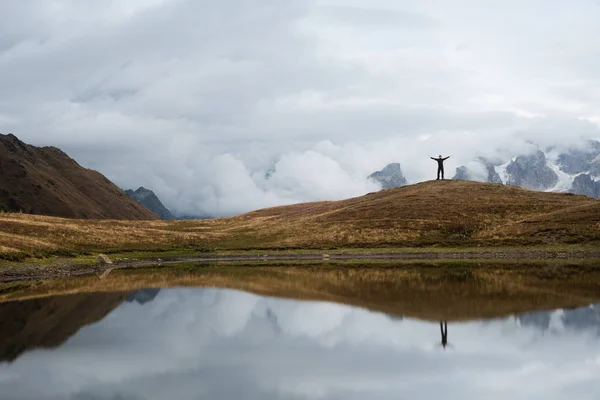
[1,180,599,259]
[0,133,158,220]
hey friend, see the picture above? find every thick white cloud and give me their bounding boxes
[1,288,600,399]
[1,0,600,216]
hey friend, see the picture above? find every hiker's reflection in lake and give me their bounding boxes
[2,288,600,400]
[439,321,454,350]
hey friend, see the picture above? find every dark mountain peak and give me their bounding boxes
[131,187,154,200]
[125,187,173,220]
[380,162,402,173]
[0,134,158,219]
[515,149,547,165]
[572,173,600,198]
[1,133,35,159]
[368,163,408,190]
[557,140,600,175]
[453,166,469,180]
[0,133,19,142]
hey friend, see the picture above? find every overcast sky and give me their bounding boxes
[2,0,600,216]
[2,288,599,400]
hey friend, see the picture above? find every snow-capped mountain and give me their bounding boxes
[453,140,600,198]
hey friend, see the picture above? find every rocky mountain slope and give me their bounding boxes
[125,187,173,220]
[368,163,408,189]
[452,140,600,198]
[0,134,158,220]
[572,174,600,198]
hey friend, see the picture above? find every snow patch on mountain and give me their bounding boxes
[546,163,577,193]
[495,161,511,185]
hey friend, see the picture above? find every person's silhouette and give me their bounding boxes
[430,155,450,180]
[438,321,453,350]
[440,321,448,348]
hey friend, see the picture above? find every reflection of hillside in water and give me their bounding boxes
[2,287,600,400]
[2,270,600,367]
[2,289,597,365]
[0,292,129,362]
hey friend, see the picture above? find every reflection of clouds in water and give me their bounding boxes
[1,289,600,400]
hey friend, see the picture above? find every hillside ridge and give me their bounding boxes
[1,180,599,256]
[0,133,158,220]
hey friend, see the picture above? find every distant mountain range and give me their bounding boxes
[124,187,213,220]
[125,187,173,220]
[452,140,600,197]
[369,140,600,198]
[0,133,158,219]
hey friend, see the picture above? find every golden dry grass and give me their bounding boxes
[1,180,599,259]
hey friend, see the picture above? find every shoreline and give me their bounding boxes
[2,247,600,284]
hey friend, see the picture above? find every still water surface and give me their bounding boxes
[1,287,600,399]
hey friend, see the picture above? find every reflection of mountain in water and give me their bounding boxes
[265,308,282,334]
[4,288,600,400]
[0,292,128,362]
[126,289,161,305]
[517,303,600,334]
[3,287,600,369]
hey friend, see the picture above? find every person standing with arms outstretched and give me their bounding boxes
[431,155,450,180]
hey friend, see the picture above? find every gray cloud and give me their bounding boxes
[1,0,600,216]
[312,5,436,29]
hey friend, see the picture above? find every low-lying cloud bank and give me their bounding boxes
[2,0,600,216]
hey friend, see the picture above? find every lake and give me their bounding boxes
[1,281,600,399]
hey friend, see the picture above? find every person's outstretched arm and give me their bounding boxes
[430,157,436,160]
[443,156,450,160]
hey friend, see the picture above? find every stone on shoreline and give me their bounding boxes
[97,254,113,264]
